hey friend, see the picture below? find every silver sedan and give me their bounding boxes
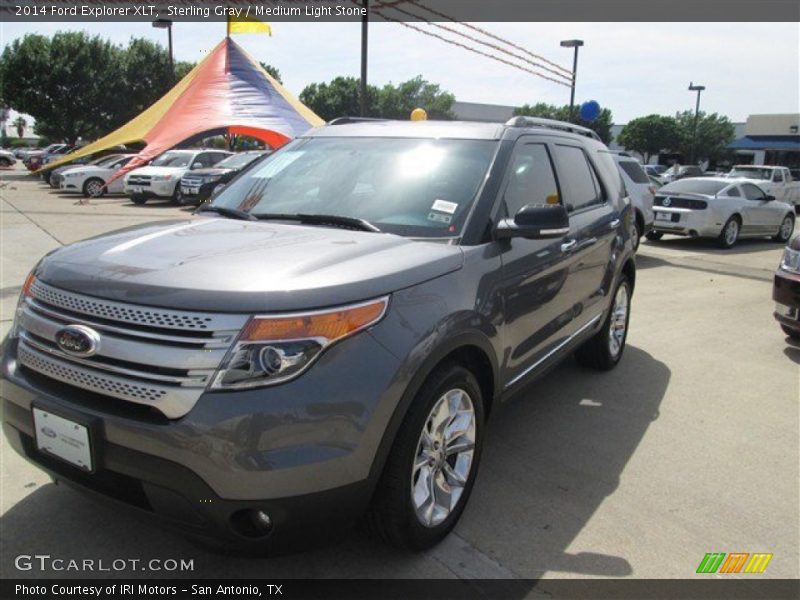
[647,177,795,248]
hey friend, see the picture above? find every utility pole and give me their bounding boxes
[688,82,705,164]
[152,19,174,82]
[360,0,369,117]
[560,39,584,121]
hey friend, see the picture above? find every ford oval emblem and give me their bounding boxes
[663,197,672,207]
[41,426,57,439]
[55,325,101,358]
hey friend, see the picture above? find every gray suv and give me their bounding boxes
[2,117,636,553]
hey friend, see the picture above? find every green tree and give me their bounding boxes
[673,110,735,163]
[375,76,455,120]
[300,75,455,122]
[514,102,614,145]
[258,62,282,84]
[300,76,377,121]
[0,32,124,143]
[616,114,680,163]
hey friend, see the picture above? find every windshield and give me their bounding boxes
[211,137,497,238]
[216,152,264,170]
[92,154,121,167]
[661,179,728,195]
[151,151,194,168]
[729,167,772,180]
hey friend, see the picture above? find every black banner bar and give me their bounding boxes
[3,579,800,600]
[1,0,799,23]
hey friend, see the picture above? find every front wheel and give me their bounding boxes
[364,364,484,550]
[130,194,147,205]
[718,216,740,249]
[0,157,12,168]
[781,324,800,341]
[645,231,663,241]
[83,178,106,198]
[575,275,632,370]
[774,214,795,243]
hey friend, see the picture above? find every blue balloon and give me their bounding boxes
[579,100,601,122]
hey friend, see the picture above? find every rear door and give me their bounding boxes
[551,143,619,325]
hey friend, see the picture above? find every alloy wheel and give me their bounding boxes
[725,219,739,246]
[780,216,794,241]
[86,180,103,197]
[608,283,629,359]
[411,388,476,528]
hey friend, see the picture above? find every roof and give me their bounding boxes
[307,120,506,140]
[727,135,800,151]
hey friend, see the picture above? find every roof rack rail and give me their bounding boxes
[327,117,390,126]
[504,116,601,141]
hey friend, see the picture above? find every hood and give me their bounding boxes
[35,218,464,313]
[126,166,186,178]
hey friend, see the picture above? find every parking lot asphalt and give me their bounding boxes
[1,164,798,580]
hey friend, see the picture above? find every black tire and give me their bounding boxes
[0,157,11,167]
[717,215,740,249]
[82,178,106,198]
[575,275,632,371]
[645,231,663,241]
[773,213,795,243]
[171,185,182,206]
[130,194,147,205]
[42,172,51,185]
[781,324,800,341]
[363,363,485,550]
[632,213,643,252]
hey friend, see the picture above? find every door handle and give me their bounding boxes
[610,219,621,229]
[561,239,577,253]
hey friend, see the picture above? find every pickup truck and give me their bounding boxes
[727,165,800,210]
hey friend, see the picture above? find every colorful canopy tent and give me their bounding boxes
[41,37,324,176]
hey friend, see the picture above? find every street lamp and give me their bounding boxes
[688,82,706,164]
[360,0,369,117]
[152,19,174,81]
[560,39,584,121]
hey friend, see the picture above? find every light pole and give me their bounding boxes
[560,39,584,121]
[688,82,705,164]
[360,0,369,117]
[152,19,174,82]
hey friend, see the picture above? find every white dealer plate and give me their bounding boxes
[33,408,93,471]
[656,212,673,221]
[131,186,143,194]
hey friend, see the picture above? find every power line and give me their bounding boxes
[373,1,572,83]
[371,9,571,88]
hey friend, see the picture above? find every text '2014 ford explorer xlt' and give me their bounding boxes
[2,117,636,554]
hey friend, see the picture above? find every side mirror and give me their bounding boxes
[495,204,570,240]
[765,194,776,201]
[191,163,202,170]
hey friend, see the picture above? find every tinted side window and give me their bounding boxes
[618,160,650,184]
[726,186,741,197]
[503,143,560,216]
[742,183,766,200]
[554,145,604,212]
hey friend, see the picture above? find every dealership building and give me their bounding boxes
[727,113,800,168]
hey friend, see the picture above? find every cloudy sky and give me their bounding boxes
[1,20,798,124]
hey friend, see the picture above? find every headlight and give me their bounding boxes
[205,175,222,183]
[9,271,36,339]
[152,174,174,181]
[210,297,389,390]
[66,171,84,178]
[780,246,800,274]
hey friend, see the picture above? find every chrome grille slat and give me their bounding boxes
[17,343,199,419]
[19,334,210,386]
[29,280,247,333]
[17,280,249,419]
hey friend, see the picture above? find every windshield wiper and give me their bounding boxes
[195,205,257,221]
[251,213,381,233]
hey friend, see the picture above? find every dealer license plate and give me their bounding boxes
[182,186,199,195]
[656,212,673,222]
[33,408,93,471]
[131,186,143,194]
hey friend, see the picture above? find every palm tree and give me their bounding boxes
[13,116,26,139]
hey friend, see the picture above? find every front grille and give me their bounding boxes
[17,280,249,419]
[126,175,151,187]
[51,173,64,187]
[655,196,708,209]
[181,175,204,188]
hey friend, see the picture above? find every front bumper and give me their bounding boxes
[773,268,800,333]
[1,328,403,550]
[652,208,720,238]
[124,180,176,198]
[179,181,217,204]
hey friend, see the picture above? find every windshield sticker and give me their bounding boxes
[252,151,304,179]
[428,212,453,224]
[431,199,458,214]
